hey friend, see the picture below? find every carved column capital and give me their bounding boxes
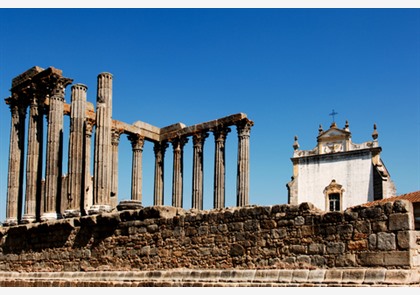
[154,141,169,157]
[7,94,27,116]
[171,136,189,153]
[49,77,72,101]
[128,133,145,151]
[19,82,39,106]
[236,119,254,138]
[85,118,95,138]
[8,102,20,119]
[111,129,124,146]
[192,131,209,149]
[213,126,231,143]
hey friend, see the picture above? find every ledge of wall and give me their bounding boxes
[0,269,419,287]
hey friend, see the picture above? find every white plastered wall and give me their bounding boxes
[296,152,374,211]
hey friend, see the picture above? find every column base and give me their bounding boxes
[21,214,37,224]
[2,217,18,227]
[40,212,63,222]
[116,200,143,211]
[63,209,81,218]
[88,204,113,215]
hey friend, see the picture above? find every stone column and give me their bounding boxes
[91,72,113,214]
[153,141,168,206]
[192,131,208,210]
[236,119,253,207]
[213,126,231,209]
[4,99,27,226]
[110,129,122,209]
[22,88,44,223]
[171,137,188,208]
[83,119,94,215]
[42,77,72,221]
[129,134,145,203]
[64,84,87,218]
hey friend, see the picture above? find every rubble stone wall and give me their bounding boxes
[0,200,419,278]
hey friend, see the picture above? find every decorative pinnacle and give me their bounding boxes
[372,123,378,141]
[345,120,349,130]
[293,135,299,150]
[318,124,323,134]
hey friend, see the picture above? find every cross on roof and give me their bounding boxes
[329,109,338,123]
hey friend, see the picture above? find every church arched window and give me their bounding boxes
[324,180,344,212]
[328,193,340,211]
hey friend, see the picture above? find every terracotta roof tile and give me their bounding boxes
[360,191,420,207]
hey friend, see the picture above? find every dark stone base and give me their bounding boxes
[117,200,143,211]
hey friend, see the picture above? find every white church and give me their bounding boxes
[286,118,396,212]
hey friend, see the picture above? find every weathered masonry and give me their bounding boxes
[3,66,254,226]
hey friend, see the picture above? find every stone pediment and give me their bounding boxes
[317,124,350,143]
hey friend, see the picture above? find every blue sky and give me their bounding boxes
[0,7,419,221]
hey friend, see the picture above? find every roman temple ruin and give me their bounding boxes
[3,66,254,226]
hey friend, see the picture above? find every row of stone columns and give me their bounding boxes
[124,121,252,211]
[3,67,254,226]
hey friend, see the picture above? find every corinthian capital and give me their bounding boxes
[128,133,145,151]
[213,125,231,143]
[85,118,95,137]
[111,129,124,146]
[236,119,254,138]
[50,77,73,101]
[154,141,169,157]
[171,136,189,152]
[192,131,209,147]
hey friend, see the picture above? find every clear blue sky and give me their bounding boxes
[0,7,419,222]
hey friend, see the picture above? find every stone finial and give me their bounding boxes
[372,123,378,141]
[344,120,349,131]
[318,124,323,135]
[293,136,299,150]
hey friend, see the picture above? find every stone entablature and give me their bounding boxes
[0,200,418,274]
[3,66,254,225]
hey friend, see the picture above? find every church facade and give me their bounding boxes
[286,120,396,212]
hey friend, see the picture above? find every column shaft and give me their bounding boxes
[92,72,113,213]
[213,127,230,209]
[236,120,253,207]
[153,141,168,205]
[129,134,145,202]
[23,92,44,223]
[43,78,71,221]
[5,101,26,225]
[111,130,122,208]
[171,137,188,208]
[65,84,87,217]
[192,132,208,210]
[83,119,94,215]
